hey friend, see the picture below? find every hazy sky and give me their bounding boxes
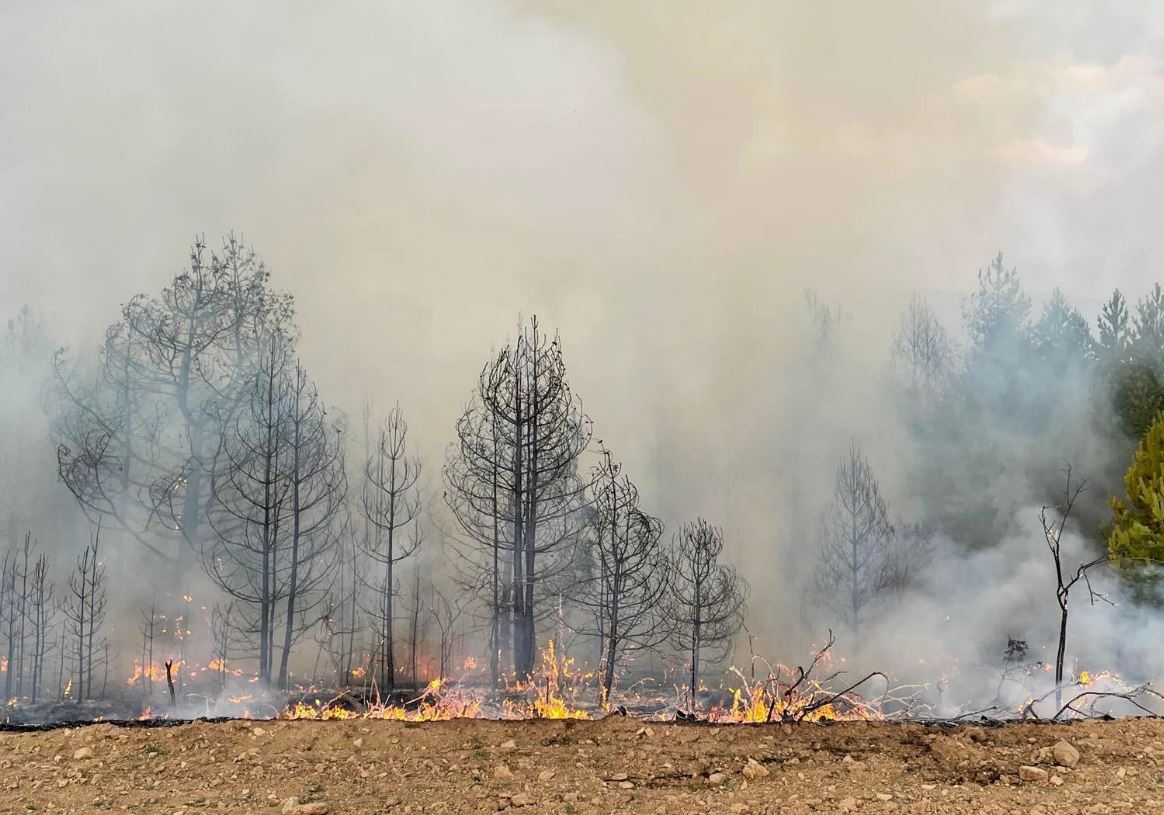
[4,1,1164,559]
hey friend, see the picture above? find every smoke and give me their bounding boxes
[4,1,1164,711]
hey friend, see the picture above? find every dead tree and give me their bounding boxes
[210,602,235,692]
[665,518,747,711]
[1,547,17,699]
[444,402,508,685]
[811,442,908,636]
[573,448,670,703]
[63,531,107,700]
[274,361,346,687]
[1041,465,1109,707]
[890,293,955,421]
[51,235,295,570]
[28,551,54,703]
[430,584,469,679]
[205,340,344,686]
[205,336,290,684]
[405,566,424,685]
[138,598,159,697]
[445,316,592,679]
[360,404,422,690]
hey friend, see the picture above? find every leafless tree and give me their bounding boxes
[205,337,345,686]
[405,566,424,685]
[1040,465,1110,707]
[444,316,592,679]
[811,443,916,636]
[429,583,469,680]
[572,447,670,703]
[360,404,422,690]
[27,550,55,703]
[665,518,747,711]
[51,236,294,570]
[806,289,844,351]
[890,293,956,421]
[210,601,236,693]
[63,530,107,700]
[0,533,42,699]
[273,361,346,686]
[1,546,19,698]
[138,597,159,698]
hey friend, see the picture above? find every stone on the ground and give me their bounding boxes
[742,758,769,780]
[1053,740,1080,768]
[493,764,515,781]
[707,772,727,785]
[281,798,329,815]
[1019,765,1049,783]
[72,747,93,760]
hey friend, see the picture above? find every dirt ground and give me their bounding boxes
[1,716,1163,815]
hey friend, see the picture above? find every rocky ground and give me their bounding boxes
[1,716,1163,814]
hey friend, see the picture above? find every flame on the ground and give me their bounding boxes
[281,641,589,721]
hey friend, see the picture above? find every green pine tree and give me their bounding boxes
[1106,411,1164,603]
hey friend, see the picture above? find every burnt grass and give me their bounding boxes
[1,716,1163,814]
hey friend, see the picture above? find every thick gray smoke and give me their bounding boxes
[4,2,1164,715]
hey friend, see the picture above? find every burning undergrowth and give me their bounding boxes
[7,636,1161,730]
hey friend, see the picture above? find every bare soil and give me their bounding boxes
[1,716,1163,814]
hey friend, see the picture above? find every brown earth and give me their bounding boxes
[1,716,1163,814]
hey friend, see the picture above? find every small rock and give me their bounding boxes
[839,797,859,812]
[509,792,533,807]
[72,747,93,760]
[352,738,363,749]
[1019,766,1049,783]
[742,759,769,780]
[875,793,893,801]
[608,772,629,782]
[499,739,517,750]
[1052,740,1080,768]
[252,727,265,737]
[494,764,515,781]
[537,769,554,782]
[707,772,727,785]
[618,781,635,790]
[1051,775,1063,787]
[635,727,655,738]
[281,799,330,815]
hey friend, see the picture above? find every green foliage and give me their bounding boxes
[1097,289,1131,366]
[1112,362,1164,439]
[962,252,1031,352]
[1106,411,1164,603]
[1033,288,1094,369]
[1133,283,1164,365]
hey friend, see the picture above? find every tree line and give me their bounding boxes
[1,235,748,706]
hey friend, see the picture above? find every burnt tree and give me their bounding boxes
[63,532,107,700]
[52,236,294,570]
[205,337,344,686]
[811,442,909,636]
[445,316,591,679]
[1041,464,1109,708]
[360,404,422,690]
[573,447,670,704]
[665,518,747,711]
